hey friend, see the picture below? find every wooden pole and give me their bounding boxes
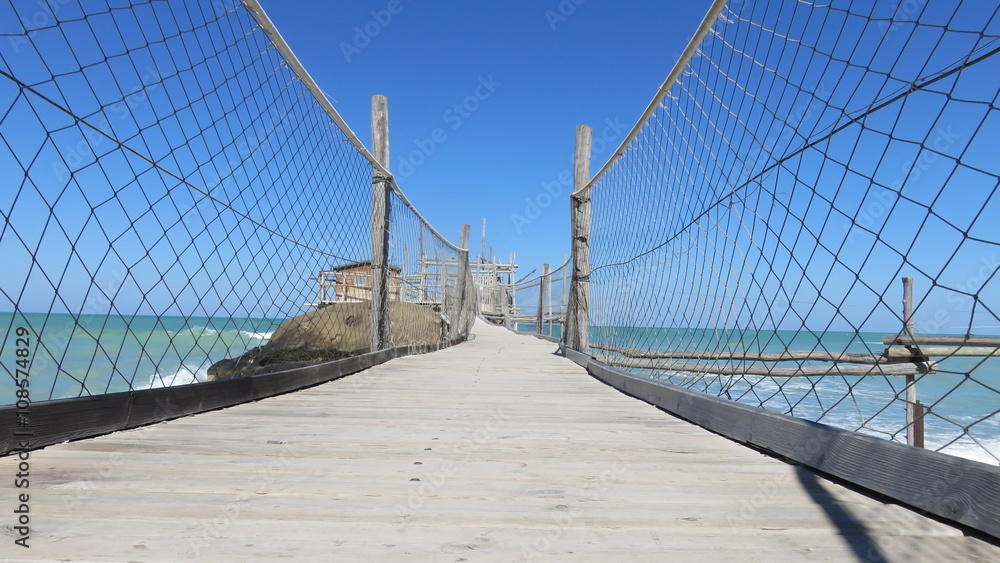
[561,253,568,337]
[370,95,391,351]
[502,284,510,328]
[510,251,517,316]
[418,229,427,303]
[537,263,550,334]
[546,263,553,336]
[458,224,471,339]
[902,276,923,447]
[567,125,593,351]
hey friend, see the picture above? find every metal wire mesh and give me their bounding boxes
[0,0,472,404]
[583,1,1000,464]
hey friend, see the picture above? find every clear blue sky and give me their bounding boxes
[3,0,995,333]
[257,0,711,273]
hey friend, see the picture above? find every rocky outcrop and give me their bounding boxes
[208,301,444,380]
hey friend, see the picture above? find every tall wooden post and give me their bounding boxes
[418,229,427,303]
[481,218,487,263]
[536,263,550,334]
[509,252,517,318]
[567,125,593,351]
[457,224,471,339]
[902,276,924,447]
[560,253,568,337]
[370,95,391,351]
[502,284,510,328]
[546,264,553,336]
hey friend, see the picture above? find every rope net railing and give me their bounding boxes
[386,190,477,345]
[580,0,1000,464]
[0,0,474,405]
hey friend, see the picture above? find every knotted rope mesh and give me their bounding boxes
[584,1,1000,463]
[0,0,472,403]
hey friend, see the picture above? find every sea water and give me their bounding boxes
[3,313,996,465]
[517,322,1000,465]
[0,311,280,404]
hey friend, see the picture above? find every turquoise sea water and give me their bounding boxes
[1,312,281,404]
[3,313,997,465]
[517,322,1000,465]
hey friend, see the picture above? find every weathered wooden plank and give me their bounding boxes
[2,321,997,560]
[573,353,1000,540]
[0,337,463,456]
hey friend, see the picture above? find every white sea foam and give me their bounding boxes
[241,330,274,340]
[145,364,208,389]
[936,439,1000,466]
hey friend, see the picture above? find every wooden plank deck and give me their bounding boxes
[3,319,999,561]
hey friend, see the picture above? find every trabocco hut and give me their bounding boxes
[310,261,401,306]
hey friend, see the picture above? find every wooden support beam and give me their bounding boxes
[902,276,921,447]
[502,284,511,328]
[887,345,1000,358]
[591,343,896,364]
[536,263,549,334]
[567,125,593,351]
[597,356,938,377]
[370,95,391,351]
[883,334,1000,347]
[418,229,427,302]
[913,400,925,449]
[457,223,471,339]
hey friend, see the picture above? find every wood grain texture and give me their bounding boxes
[0,338,462,456]
[576,355,1000,540]
[369,94,392,351]
[1,320,996,561]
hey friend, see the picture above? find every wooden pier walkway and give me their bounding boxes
[4,319,999,561]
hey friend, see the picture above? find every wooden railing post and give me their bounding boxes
[502,284,510,328]
[567,125,593,351]
[902,276,924,447]
[536,263,550,334]
[457,224,471,339]
[370,95,391,351]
